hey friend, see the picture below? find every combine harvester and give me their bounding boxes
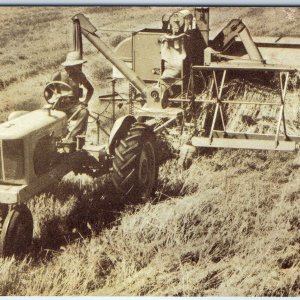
[0,7,299,257]
[107,8,300,152]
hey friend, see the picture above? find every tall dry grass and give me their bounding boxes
[0,6,299,296]
[0,150,299,296]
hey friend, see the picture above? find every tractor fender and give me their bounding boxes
[108,115,137,155]
[7,111,29,121]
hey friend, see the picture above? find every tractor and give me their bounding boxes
[0,7,299,257]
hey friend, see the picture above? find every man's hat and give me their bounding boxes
[62,51,87,67]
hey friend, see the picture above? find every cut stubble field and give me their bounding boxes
[0,6,299,296]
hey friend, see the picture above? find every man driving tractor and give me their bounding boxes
[51,51,94,143]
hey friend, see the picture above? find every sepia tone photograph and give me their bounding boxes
[0,5,299,296]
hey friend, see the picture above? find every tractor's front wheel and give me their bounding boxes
[112,122,157,201]
[0,204,33,257]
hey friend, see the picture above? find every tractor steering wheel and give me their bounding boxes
[44,81,74,110]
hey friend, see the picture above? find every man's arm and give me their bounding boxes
[80,72,94,105]
[49,71,62,94]
[51,71,61,81]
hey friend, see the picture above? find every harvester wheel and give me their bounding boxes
[0,204,33,257]
[112,122,157,201]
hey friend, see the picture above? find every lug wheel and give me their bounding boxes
[0,205,33,257]
[112,122,157,201]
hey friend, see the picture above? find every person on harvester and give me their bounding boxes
[51,51,94,143]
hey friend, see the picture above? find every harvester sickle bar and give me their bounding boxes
[191,64,298,151]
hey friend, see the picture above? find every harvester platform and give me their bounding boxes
[190,63,299,151]
[136,106,184,119]
[192,134,296,151]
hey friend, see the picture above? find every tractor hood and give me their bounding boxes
[0,109,67,140]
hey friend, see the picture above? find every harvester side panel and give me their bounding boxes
[113,37,132,79]
[132,30,163,82]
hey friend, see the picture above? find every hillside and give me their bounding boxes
[0,6,299,296]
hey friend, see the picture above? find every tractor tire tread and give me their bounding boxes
[124,133,143,142]
[122,143,139,155]
[113,161,123,178]
[121,168,135,187]
[111,122,157,200]
[120,153,137,171]
[120,140,127,148]
[115,148,125,162]
[129,125,148,132]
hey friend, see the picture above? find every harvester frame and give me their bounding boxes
[189,65,298,151]
[92,8,300,153]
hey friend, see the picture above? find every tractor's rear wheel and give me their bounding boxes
[112,122,157,201]
[0,204,33,257]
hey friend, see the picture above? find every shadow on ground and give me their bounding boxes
[29,172,158,259]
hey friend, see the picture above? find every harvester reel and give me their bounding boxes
[0,204,33,257]
[112,122,158,201]
[44,81,74,110]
